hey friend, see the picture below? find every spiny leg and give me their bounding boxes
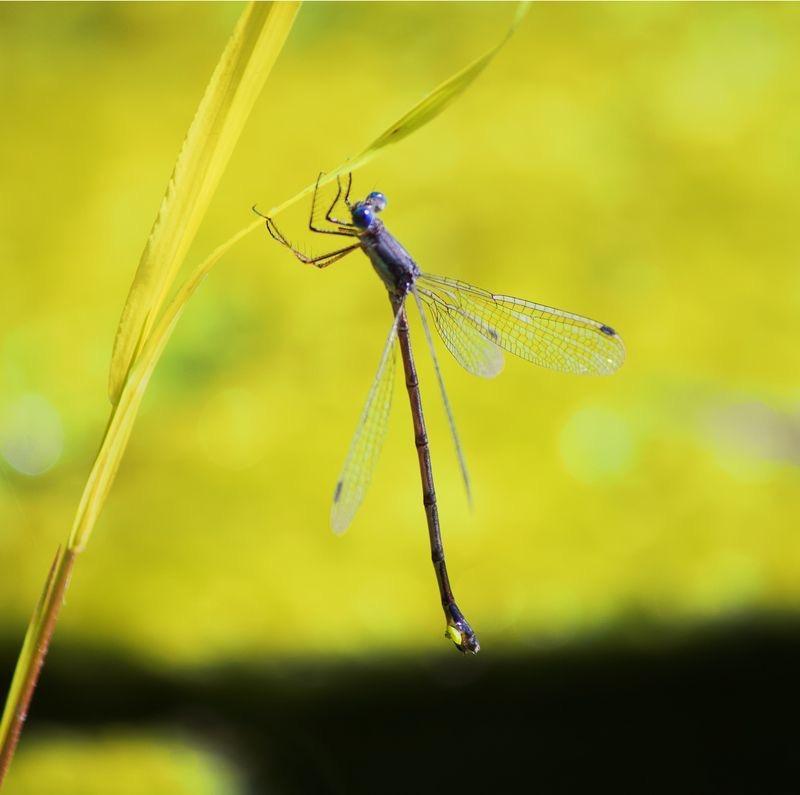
[326,172,355,227]
[269,215,357,267]
[303,245,359,269]
[321,171,341,222]
[309,172,357,238]
[252,206,358,268]
[343,171,353,207]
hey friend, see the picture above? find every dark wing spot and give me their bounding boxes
[333,480,343,502]
[599,324,616,337]
[487,327,499,342]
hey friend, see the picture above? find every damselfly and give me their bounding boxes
[255,174,625,653]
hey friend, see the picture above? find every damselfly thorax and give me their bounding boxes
[358,220,421,296]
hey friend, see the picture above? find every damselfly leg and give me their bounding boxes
[325,173,356,228]
[252,204,358,269]
[308,172,358,237]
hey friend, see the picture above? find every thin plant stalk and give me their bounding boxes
[0,549,75,782]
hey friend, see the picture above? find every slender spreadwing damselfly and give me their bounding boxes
[255,174,625,653]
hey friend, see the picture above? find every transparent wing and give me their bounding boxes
[417,272,625,375]
[418,288,504,378]
[330,305,401,535]
[411,287,472,506]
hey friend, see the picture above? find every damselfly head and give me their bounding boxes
[351,203,377,230]
[352,191,387,230]
[365,191,388,212]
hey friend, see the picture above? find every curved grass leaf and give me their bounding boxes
[341,1,530,177]
[70,297,188,550]
[108,0,301,405]
[250,2,529,223]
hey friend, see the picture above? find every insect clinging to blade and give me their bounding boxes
[254,173,625,654]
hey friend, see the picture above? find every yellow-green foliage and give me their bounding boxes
[0,2,798,672]
[4,734,241,795]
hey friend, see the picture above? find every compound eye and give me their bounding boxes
[366,191,387,212]
[352,204,375,229]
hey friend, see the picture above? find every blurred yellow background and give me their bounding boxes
[1,2,799,789]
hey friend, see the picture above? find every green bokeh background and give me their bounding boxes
[2,2,799,790]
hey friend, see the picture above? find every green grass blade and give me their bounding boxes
[69,308,187,551]
[263,2,529,220]
[108,0,300,405]
[345,1,530,174]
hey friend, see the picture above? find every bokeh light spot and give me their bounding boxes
[558,405,636,484]
[0,393,64,476]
